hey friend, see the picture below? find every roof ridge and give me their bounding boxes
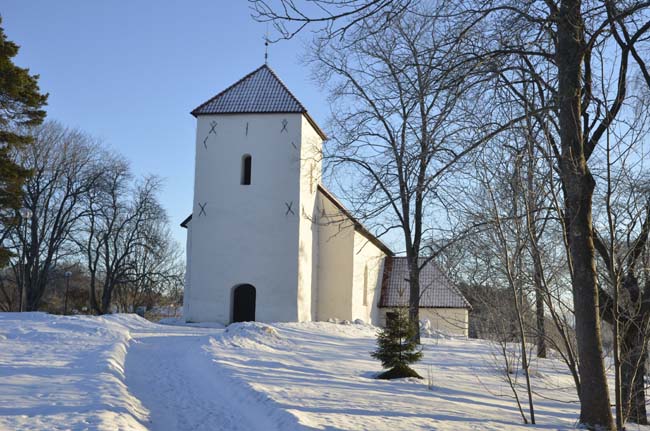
[429,260,472,309]
[191,64,266,116]
[191,64,307,116]
[263,64,307,112]
[316,184,394,256]
[378,256,471,309]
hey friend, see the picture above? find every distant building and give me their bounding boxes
[181,65,470,335]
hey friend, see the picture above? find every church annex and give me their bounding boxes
[181,65,470,335]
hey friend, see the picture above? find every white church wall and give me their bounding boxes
[316,193,355,321]
[350,232,386,325]
[182,220,192,319]
[186,113,304,323]
[378,308,469,337]
[296,116,323,322]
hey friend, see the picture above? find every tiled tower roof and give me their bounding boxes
[192,64,307,116]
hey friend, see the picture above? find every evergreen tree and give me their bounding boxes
[0,16,48,266]
[371,307,423,379]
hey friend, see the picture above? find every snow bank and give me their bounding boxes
[218,322,290,351]
[158,316,225,329]
[204,320,597,431]
[282,320,378,338]
[0,312,149,431]
[420,318,454,339]
[6,314,644,431]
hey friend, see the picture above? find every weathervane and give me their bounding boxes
[264,25,269,64]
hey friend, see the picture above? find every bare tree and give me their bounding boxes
[0,121,184,317]
[114,221,184,313]
[466,3,650,428]
[77,155,128,314]
[253,1,650,427]
[310,6,507,337]
[251,0,410,40]
[7,122,102,311]
[588,96,650,424]
[459,142,541,423]
[78,167,164,315]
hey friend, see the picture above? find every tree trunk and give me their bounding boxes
[100,282,112,315]
[563,171,613,428]
[89,272,101,315]
[25,270,45,312]
[530,241,547,358]
[596,274,648,425]
[557,1,613,428]
[525,142,546,359]
[534,276,547,358]
[407,255,421,344]
[25,285,39,311]
[621,320,648,425]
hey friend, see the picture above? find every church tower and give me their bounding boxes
[182,65,326,324]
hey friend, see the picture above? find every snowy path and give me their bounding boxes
[125,326,281,431]
[8,314,648,431]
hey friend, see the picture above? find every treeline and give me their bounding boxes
[0,122,183,315]
[252,0,650,429]
[0,17,181,316]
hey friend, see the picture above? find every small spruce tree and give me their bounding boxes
[371,307,423,379]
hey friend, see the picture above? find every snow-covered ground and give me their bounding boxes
[204,321,582,431]
[1,313,648,430]
[0,313,148,431]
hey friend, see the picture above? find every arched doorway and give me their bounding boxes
[232,284,256,322]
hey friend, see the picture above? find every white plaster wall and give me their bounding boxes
[316,193,355,321]
[421,308,469,336]
[350,232,385,325]
[378,308,469,336]
[186,113,304,323]
[182,220,192,318]
[296,116,322,322]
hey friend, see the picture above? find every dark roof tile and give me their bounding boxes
[192,65,306,115]
[379,257,471,309]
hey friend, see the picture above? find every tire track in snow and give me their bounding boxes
[125,329,281,431]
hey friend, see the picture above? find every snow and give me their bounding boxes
[204,321,582,430]
[157,317,225,329]
[2,313,649,430]
[125,322,286,430]
[217,321,290,351]
[0,312,148,431]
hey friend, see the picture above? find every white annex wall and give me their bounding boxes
[296,116,323,322]
[316,193,355,321]
[378,308,469,337]
[421,308,468,336]
[351,232,386,325]
[315,193,387,324]
[186,113,304,323]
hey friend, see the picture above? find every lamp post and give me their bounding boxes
[63,271,72,315]
[18,207,32,312]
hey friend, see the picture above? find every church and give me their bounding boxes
[181,64,471,336]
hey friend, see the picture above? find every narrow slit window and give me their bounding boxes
[241,154,252,185]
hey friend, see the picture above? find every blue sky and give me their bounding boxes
[3,1,327,247]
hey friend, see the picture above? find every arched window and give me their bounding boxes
[241,154,252,185]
